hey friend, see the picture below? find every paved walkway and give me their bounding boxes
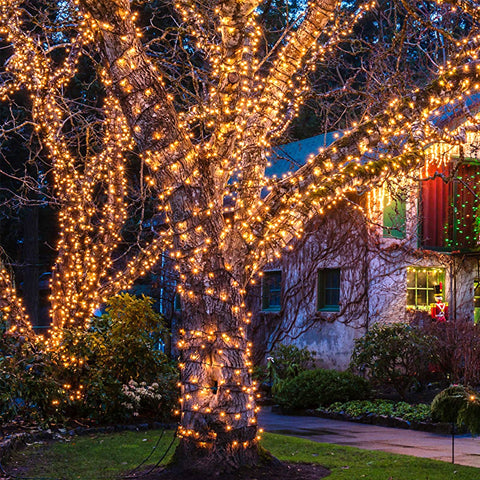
[258,408,480,468]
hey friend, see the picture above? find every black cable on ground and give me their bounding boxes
[0,426,177,480]
[126,428,165,475]
[122,429,177,479]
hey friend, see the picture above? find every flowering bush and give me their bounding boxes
[121,380,164,417]
[0,294,178,424]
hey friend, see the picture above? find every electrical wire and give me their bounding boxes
[122,429,177,479]
[0,427,177,480]
[125,429,165,475]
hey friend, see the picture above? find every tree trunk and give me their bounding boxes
[174,264,260,472]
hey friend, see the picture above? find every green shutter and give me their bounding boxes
[383,193,406,239]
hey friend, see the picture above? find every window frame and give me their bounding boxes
[317,268,341,312]
[261,270,282,312]
[406,267,445,311]
[173,292,182,312]
[383,188,407,239]
[474,278,480,324]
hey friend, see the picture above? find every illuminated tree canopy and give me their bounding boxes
[0,0,480,472]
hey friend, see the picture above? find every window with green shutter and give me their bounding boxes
[317,268,341,311]
[262,271,282,311]
[474,279,480,324]
[383,190,406,239]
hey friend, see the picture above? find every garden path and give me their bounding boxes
[259,407,480,468]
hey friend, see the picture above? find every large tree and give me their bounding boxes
[0,0,479,472]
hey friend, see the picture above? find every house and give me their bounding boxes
[250,104,480,370]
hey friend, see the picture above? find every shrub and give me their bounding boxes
[422,320,480,386]
[325,399,432,423]
[50,293,178,422]
[0,294,178,424]
[350,322,437,399]
[255,344,314,387]
[431,385,473,424]
[431,385,480,434]
[0,322,59,423]
[268,344,314,381]
[273,368,371,410]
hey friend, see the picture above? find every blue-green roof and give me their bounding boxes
[267,131,341,178]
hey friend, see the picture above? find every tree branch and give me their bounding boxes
[245,60,480,263]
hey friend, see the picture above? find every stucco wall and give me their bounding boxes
[251,198,480,371]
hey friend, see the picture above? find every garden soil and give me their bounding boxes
[126,462,330,480]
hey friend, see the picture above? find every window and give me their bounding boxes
[174,292,182,312]
[406,267,445,310]
[383,188,406,239]
[262,271,282,311]
[474,279,480,324]
[317,268,341,311]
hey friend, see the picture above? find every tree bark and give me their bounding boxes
[173,249,260,471]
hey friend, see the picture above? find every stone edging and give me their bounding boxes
[308,409,458,434]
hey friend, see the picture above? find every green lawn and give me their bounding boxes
[5,430,480,480]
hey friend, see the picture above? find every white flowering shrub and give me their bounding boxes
[121,380,163,417]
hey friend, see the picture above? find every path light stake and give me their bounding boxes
[451,422,455,464]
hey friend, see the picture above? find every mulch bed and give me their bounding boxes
[125,462,330,480]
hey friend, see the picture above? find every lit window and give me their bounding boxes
[474,279,480,324]
[406,267,445,310]
[317,268,341,311]
[262,271,282,311]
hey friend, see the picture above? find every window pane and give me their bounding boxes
[417,289,427,306]
[474,279,480,323]
[325,289,339,306]
[407,289,415,306]
[383,189,407,239]
[407,270,415,288]
[174,293,181,311]
[318,269,340,311]
[266,272,281,291]
[417,271,427,288]
[427,270,440,288]
[269,291,281,307]
[262,271,282,310]
[326,270,340,289]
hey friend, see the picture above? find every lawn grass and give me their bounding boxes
[262,433,480,479]
[5,430,480,480]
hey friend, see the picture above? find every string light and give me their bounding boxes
[0,0,479,459]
